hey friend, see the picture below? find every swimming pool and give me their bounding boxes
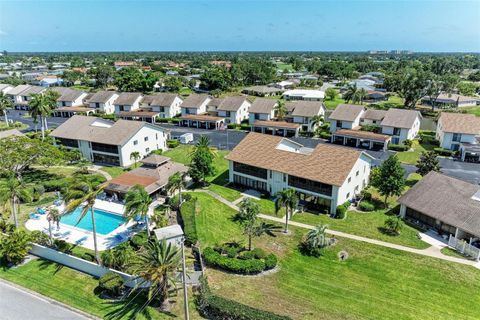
[60,207,127,235]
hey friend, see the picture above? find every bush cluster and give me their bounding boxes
[167,139,180,148]
[98,272,124,297]
[179,198,198,246]
[203,246,278,274]
[388,144,409,151]
[155,117,181,124]
[335,201,350,219]
[197,277,291,320]
[318,131,332,140]
[240,124,251,131]
[358,200,375,212]
[30,230,50,246]
[433,148,455,157]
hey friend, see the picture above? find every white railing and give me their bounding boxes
[448,235,480,261]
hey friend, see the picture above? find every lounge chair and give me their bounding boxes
[29,213,40,220]
[114,234,126,242]
[75,236,88,245]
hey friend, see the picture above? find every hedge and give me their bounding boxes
[98,272,124,296]
[358,201,375,212]
[388,144,409,151]
[434,148,455,156]
[179,198,198,246]
[318,131,332,140]
[197,277,292,320]
[227,123,238,129]
[336,201,350,219]
[167,139,180,148]
[240,124,251,131]
[203,247,266,274]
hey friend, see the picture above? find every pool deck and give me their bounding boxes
[25,201,140,251]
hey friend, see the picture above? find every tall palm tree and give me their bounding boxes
[343,84,357,104]
[0,175,32,228]
[189,135,217,159]
[304,224,330,249]
[46,207,61,245]
[29,94,50,140]
[124,185,153,237]
[166,172,186,206]
[275,188,298,233]
[353,88,367,105]
[274,100,288,121]
[42,90,60,131]
[64,178,106,264]
[0,92,13,127]
[128,239,181,310]
[130,151,141,168]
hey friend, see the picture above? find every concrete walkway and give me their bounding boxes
[197,190,480,269]
[88,165,112,181]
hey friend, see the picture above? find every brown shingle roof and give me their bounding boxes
[329,104,365,122]
[50,115,161,145]
[398,172,480,237]
[181,94,210,108]
[57,89,85,102]
[144,93,180,107]
[119,110,159,117]
[438,112,480,135]
[380,108,421,129]
[249,98,277,114]
[286,101,324,117]
[180,114,225,121]
[362,109,387,121]
[114,92,142,105]
[19,85,44,96]
[87,91,118,103]
[207,98,223,107]
[334,129,391,142]
[217,96,249,112]
[226,132,365,186]
[253,120,301,129]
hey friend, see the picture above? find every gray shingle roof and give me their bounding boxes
[362,109,387,121]
[50,115,162,146]
[181,94,210,108]
[398,172,480,237]
[20,85,45,96]
[217,96,249,112]
[87,91,118,103]
[286,101,324,117]
[380,108,421,129]
[149,93,180,107]
[329,104,365,122]
[249,98,277,113]
[438,113,480,135]
[114,92,143,105]
[7,85,32,96]
[57,89,85,102]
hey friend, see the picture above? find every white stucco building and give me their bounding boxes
[216,96,251,124]
[50,115,169,167]
[226,132,372,214]
[87,91,119,114]
[114,92,143,114]
[248,98,277,124]
[283,89,325,101]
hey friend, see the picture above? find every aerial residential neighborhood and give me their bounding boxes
[0,1,480,320]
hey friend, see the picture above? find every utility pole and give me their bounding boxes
[181,237,190,320]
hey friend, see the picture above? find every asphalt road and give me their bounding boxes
[0,280,89,320]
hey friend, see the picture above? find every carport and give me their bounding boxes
[180,114,225,130]
[119,110,160,123]
[251,120,301,138]
[460,143,480,163]
[331,129,391,151]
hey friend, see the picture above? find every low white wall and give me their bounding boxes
[29,244,145,288]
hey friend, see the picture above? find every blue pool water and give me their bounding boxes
[60,207,126,235]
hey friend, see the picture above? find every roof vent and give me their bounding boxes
[472,189,480,202]
[90,119,112,128]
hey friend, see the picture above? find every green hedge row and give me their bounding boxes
[155,117,181,124]
[318,131,332,140]
[433,148,456,156]
[167,139,180,148]
[179,198,198,246]
[203,247,277,274]
[388,144,409,151]
[358,200,375,212]
[197,277,291,320]
[336,201,350,219]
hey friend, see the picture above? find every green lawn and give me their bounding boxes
[194,193,480,320]
[101,163,143,178]
[0,259,187,319]
[396,139,436,165]
[465,106,480,117]
[275,62,294,72]
[324,97,346,110]
[251,197,286,217]
[441,247,471,260]
[207,184,242,202]
[0,122,28,131]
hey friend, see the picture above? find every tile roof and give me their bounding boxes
[329,104,365,122]
[438,112,480,135]
[217,96,249,111]
[380,108,421,129]
[119,110,159,117]
[114,92,143,105]
[362,109,387,121]
[226,132,365,186]
[207,98,223,107]
[181,94,210,108]
[398,172,480,237]
[249,98,277,113]
[140,154,170,166]
[50,115,162,145]
[333,128,391,142]
[50,87,74,96]
[87,91,118,103]
[286,101,324,117]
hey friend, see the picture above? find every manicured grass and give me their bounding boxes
[441,247,471,260]
[465,106,480,117]
[207,184,242,202]
[396,139,436,165]
[0,122,28,131]
[208,227,480,320]
[324,97,345,110]
[101,163,143,178]
[192,192,243,247]
[251,197,286,217]
[275,62,294,72]
[0,259,185,319]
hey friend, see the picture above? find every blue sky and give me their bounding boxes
[0,0,479,52]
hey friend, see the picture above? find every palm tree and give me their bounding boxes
[310,115,324,130]
[0,175,32,228]
[166,172,186,206]
[124,185,153,237]
[343,84,357,103]
[42,90,60,131]
[0,92,13,127]
[46,207,61,245]
[189,135,217,159]
[128,239,181,310]
[130,151,141,168]
[353,88,367,105]
[29,94,50,140]
[64,178,106,264]
[275,188,298,233]
[274,100,288,121]
[304,224,330,249]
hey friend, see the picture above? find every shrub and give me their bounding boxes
[170,118,181,124]
[238,250,256,260]
[251,247,266,259]
[388,144,408,151]
[358,201,375,212]
[318,131,331,140]
[361,189,372,201]
[203,247,266,274]
[227,123,238,129]
[240,124,251,131]
[156,117,171,123]
[53,239,72,253]
[167,139,180,148]
[433,148,455,157]
[150,149,163,155]
[197,277,291,320]
[98,272,124,297]
[130,231,148,250]
[384,216,404,235]
[0,220,16,234]
[30,230,50,246]
[179,198,198,246]
[335,201,350,219]
[0,230,32,265]
[403,139,413,148]
[42,178,69,192]
[264,254,277,270]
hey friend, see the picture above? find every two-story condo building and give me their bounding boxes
[120,93,183,123]
[8,85,45,110]
[0,83,13,94]
[226,132,373,214]
[50,115,169,167]
[282,89,325,101]
[436,112,480,162]
[180,94,225,129]
[421,93,479,109]
[53,88,92,118]
[249,98,301,137]
[216,96,251,125]
[379,108,421,144]
[87,91,119,114]
[114,92,143,114]
[285,101,325,132]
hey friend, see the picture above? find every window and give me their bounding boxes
[61,101,66,107]
[254,113,261,120]
[159,106,165,112]
[133,140,138,145]
[452,133,461,142]
[145,147,150,153]
[144,136,149,142]
[56,138,78,148]
[356,170,359,176]
[92,153,120,166]
[119,105,125,111]
[225,111,231,117]
[346,192,350,199]
[288,175,332,196]
[95,102,100,108]
[336,120,342,128]
[283,174,286,182]
[233,162,268,179]
[348,177,351,183]
[234,174,268,192]
[155,133,158,140]
[91,142,118,154]
[393,127,401,136]
[269,170,272,179]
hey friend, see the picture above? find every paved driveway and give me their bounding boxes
[439,158,480,184]
[0,280,90,320]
